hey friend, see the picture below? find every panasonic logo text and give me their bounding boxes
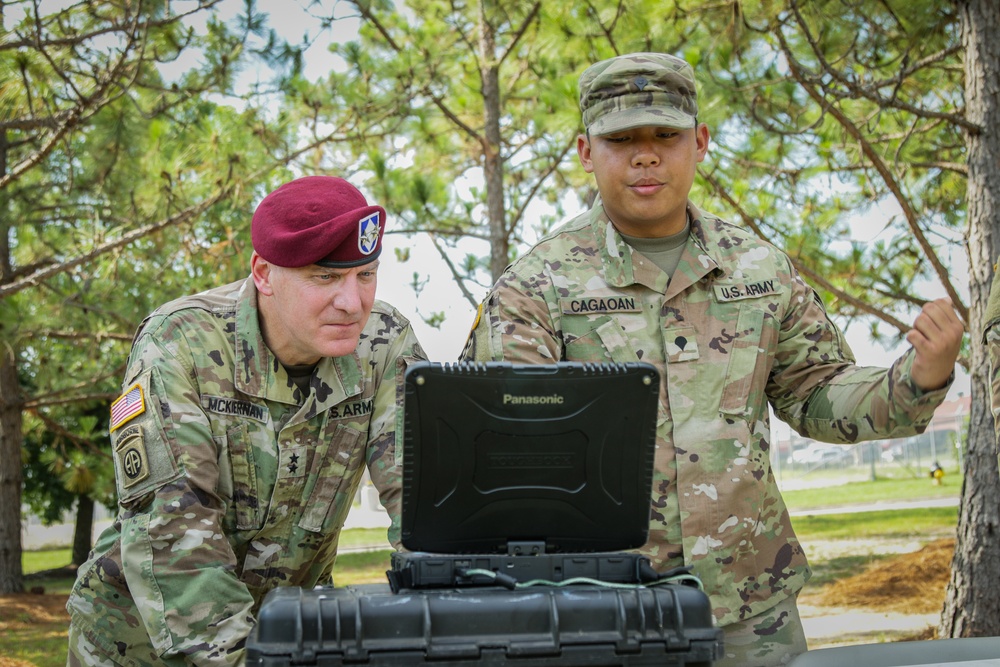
[502,393,565,405]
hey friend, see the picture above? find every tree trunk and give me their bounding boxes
[0,342,24,594]
[0,127,24,594]
[479,0,509,282]
[72,495,95,567]
[939,0,1000,638]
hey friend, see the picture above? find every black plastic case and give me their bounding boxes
[246,583,723,666]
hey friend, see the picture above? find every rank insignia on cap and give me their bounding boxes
[110,383,145,432]
[358,212,380,256]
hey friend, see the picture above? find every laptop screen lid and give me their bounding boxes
[399,361,660,554]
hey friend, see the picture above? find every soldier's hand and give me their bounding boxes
[905,297,964,391]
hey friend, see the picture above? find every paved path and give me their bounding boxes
[799,603,939,650]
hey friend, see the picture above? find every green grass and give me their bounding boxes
[21,577,77,596]
[338,527,391,549]
[333,549,394,585]
[23,548,73,574]
[792,506,958,542]
[782,473,960,511]
[0,625,68,667]
[21,548,77,595]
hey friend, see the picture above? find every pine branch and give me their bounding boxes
[774,26,969,325]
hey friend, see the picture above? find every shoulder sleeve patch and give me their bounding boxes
[115,426,150,489]
[110,383,145,432]
[111,368,182,505]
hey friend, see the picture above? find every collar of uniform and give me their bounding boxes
[591,205,644,289]
[592,202,719,293]
[659,203,724,301]
[233,277,362,407]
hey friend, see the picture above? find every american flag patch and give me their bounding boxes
[110,383,145,431]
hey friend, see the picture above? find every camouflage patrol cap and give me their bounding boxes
[579,53,698,136]
[251,175,386,268]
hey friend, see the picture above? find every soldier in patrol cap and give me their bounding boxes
[67,175,426,666]
[461,53,963,666]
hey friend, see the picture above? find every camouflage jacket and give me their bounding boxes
[984,262,1000,441]
[66,278,425,666]
[461,202,949,626]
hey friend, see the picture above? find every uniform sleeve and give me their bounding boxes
[364,312,427,549]
[983,262,1000,444]
[986,327,1000,444]
[460,272,563,364]
[768,269,950,443]
[113,326,254,666]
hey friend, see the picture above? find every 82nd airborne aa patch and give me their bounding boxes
[115,424,150,489]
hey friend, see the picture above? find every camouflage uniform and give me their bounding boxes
[984,262,1000,443]
[461,201,950,630]
[67,277,425,666]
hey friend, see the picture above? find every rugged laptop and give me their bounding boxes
[388,360,663,590]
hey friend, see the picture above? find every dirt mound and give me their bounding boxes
[808,538,954,615]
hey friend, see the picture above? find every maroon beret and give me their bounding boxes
[251,175,386,268]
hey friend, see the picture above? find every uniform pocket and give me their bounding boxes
[225,423,262,531]
[120,513,172,656]
[564,317,640,363]
[719,305,768,420]
[298,424,366,532]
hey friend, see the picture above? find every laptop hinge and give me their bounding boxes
[506,540,547,556]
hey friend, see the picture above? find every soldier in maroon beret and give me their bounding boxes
[67,175,426,665]
[250,175,391,362]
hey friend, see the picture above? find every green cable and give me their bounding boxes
[459,568,705,592]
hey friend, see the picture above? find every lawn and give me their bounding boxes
[781,473,960,511]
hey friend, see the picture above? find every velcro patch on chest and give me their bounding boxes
[203,395,268,423]
[331,399,374,419]
[714,280,779,302]
[279,446,308,479]
[560,296,642,314]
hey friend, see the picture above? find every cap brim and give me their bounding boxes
[588,107,696,135]
[314,248,383,269]
[313,247,382,269]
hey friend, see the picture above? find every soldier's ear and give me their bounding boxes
[577,133,595,173]
[251,252,275,296]
[695,122,710,161]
